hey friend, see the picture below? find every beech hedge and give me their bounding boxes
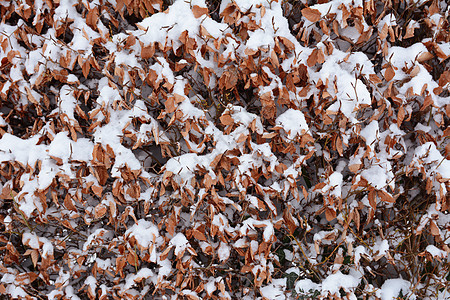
[0,0,449,299]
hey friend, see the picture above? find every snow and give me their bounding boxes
[97,84,122,107]
[354,245,367,266]
[1,271,16,284]
[361,121,379,147]
[22,232,40,249]
[275,109,309,140]
[326,171,343,198]
[64,286,81,300]
[234,238,248,248]
[93,104,151,177]
[378,14,397,29]
[322,271,360,295]
[425,245,447,259]
[295,278,320,294]
[59,85,77,119]
[218,242,230,262]
[48,132,93,162]
[123,268,154,291]
[378,279,411,300]
[169,233,190,256]
[212,213,230,233]
[125,220,160,261]
[373,239,389,258]
[136,0,224,52]
[308,0,363,17]
[205,278,216,295]
[240,218,274,242]
[311,49,373,121]
[83,229,109,252]
[0,0,448,298]
[165,153,206,185]
[0,134,44,166]
[5,285,27,298]
[412,142,450,179]
[22,232,54,258]
[360,164,393,190]
[260,278,286,300]
[84,276,97,291]
[388,43,429,69]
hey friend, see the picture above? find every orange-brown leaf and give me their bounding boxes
[325,207,337,221]
[64,194,77,212]
[91,185,103,198]
[336,135,343,156]
[82,60,90,78]
[141,43,155,59]
[192,5,208,18]
[384,64,395,81]
[369,74,382,84]
[429,221,440,236]
[420,94,433,111]
[307,49,318,67]
[220,114,234,126]
[95,204,107,219]
[86,7,99,29]
[301,7,322,23]
[25,86,38,104]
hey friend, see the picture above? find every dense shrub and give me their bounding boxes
[0,0,448,299]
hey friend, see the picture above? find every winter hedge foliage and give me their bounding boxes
[0,0,449,299]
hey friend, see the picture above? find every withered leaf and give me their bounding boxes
[91,185,103,198]
[25,86,38,104]
[141,42,155,59]
[429,220,440,236]
[220,114,234,126]
[95,204,107,219]
[420,94,433,111]
[82,60,90,78]
[192,5,208,18]
[86,7,99,29]
[384,64,395,82]
[301,7,322,23]
[64,194,77,212]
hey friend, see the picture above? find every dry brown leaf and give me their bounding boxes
[0,38,8,52]
[64,194,77,212]
[420,94,433,111]
[379,23,389,40]
[95,204,107,219]
[397,105,405,126]
[348,164,361,173]
[279,36,295,51]
[82,60,90,78]
[141,42,155,59]
[30,249,39,267]
[192,5,208,18]
[336,135,343,156]
[25,86,38,104]
[417,51,433,62]
[270,49,279,68]
[220,114,234,126]
[379,190,394,203]
[91,185,103,198]
[404,22,416,39]
[307,48,318,67]
[192,229,207,241]
[384,64,395,81]
[429,221,440,236]
[124,35,136,49]
[368,190,376,210]
[301,7,322,23]
[86,7,99,29]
